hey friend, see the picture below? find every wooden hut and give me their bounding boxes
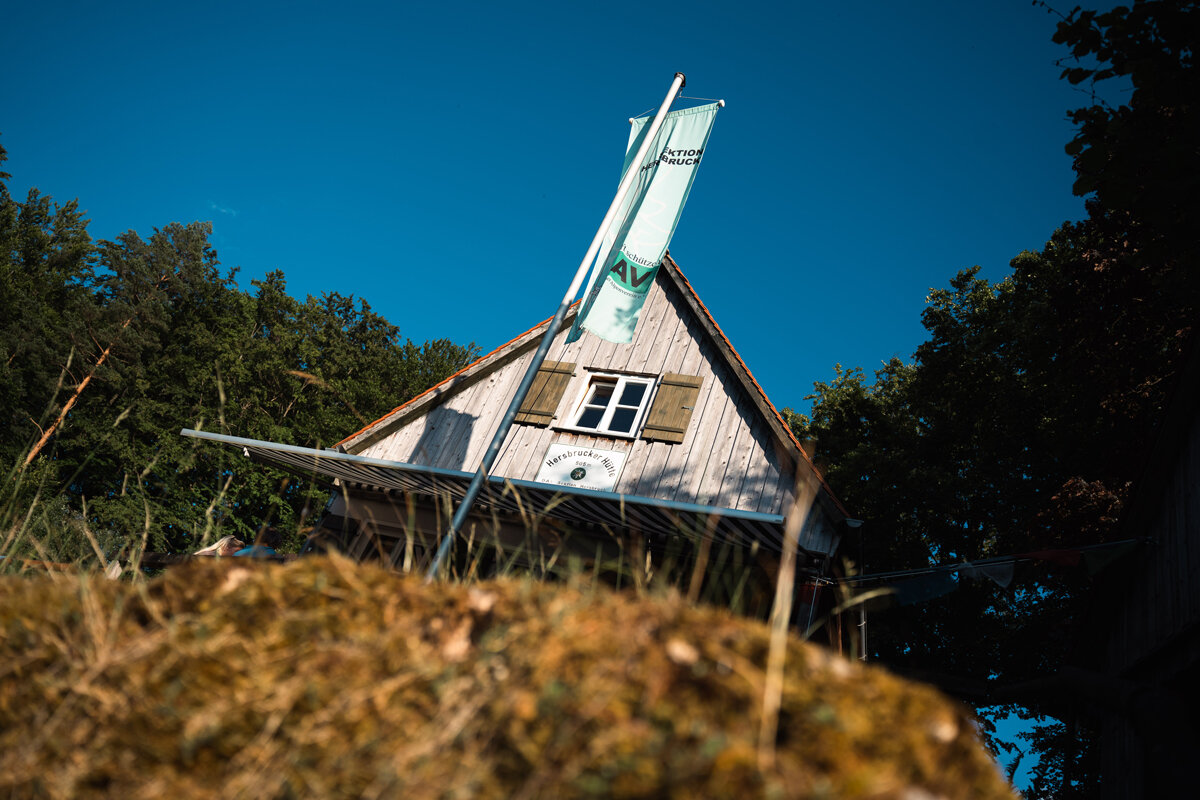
[185,255,849,606]
[1073,342,1200,797]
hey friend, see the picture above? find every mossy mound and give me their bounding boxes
[0,556,1012,799]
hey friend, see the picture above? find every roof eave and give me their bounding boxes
[337,304,579,454]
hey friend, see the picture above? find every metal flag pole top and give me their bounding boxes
[426,72,688,579]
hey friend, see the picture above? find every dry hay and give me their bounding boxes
[0,555,1013,799]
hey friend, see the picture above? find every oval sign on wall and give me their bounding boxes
[535,443,627,492]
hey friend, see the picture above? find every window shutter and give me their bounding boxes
[514,361,575,426]
[641,374,703,443]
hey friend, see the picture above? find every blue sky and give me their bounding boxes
[1,0,1104,418]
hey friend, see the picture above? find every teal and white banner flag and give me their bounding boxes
[568,102,719,344]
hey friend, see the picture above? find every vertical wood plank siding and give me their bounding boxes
[356,269,797,517]
[1103,411,1200,675]
[1092,368,1200,798]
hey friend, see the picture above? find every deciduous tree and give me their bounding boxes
[789,3,1197,795]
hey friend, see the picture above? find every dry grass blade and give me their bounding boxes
[759,471,820,771]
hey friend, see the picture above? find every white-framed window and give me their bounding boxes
[562,373,656,437]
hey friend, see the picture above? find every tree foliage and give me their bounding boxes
[0,140,97,463]
[0,140,478,556]
[788,2,1197,796]
[1055,0,1199,262]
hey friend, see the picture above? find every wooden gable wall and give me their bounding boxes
[350,266,800,517]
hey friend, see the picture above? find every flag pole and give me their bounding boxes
[427,72,687,579]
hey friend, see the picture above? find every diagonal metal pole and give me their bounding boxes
[426,72,687,579]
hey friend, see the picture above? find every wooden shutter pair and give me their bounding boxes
[641,374,703,443]
[515,363,702,443]
[514,361,575,425]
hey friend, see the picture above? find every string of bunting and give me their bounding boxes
[818,537,1145,607]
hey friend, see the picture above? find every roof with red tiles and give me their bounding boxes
[334,305,575,450]
[660,255,847,517]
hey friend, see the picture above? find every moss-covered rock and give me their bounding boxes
[0,556,1013,798]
